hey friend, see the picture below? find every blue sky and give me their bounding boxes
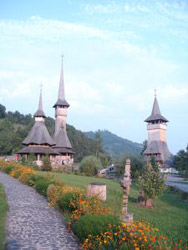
[0,0,188,154]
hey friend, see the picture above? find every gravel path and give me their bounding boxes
[0,172,79,250]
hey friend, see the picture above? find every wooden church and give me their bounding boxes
[18,58,74,167]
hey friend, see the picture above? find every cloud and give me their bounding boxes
[0,16,110,45]
[83,2,120,14]
[124,3,149,13]
[160,85,188,101]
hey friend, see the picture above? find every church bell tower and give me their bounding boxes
[143,92,172,167]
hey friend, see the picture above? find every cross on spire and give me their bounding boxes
[40,82,43,93]
[154,89,157,98]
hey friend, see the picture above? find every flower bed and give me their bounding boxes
[0,160,187,250]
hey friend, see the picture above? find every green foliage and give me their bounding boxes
[138,161,166,201]
[94,131,104,157]
[72,214,120,243]
[141,140,147,155]
[0,104,6,119]
[4,166,14,174]
[115,155,145,178]
[35,177,55,196]
[57,192,81,212]
[80,155,103,176]
[67,125,102,162]
[98,152,110,168]
[173,145,188,177]
[41,155,52,171]
[0,184,9,250]
[27,174,44,187]
[181,191,188,201]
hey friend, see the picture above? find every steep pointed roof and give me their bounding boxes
[34,89,46,118]
[18,146,59,155]
[143,141,173,165]
[53,57,70,108]
[23,121,55,146]
[145,96,168,122]
[53,125,72,149]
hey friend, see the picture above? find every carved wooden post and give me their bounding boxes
[120,159,133,222]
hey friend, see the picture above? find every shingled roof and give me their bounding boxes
[143,141,173,165]
[34,90,46,118]
[145,97,168,122]
[23,121,55,146]
[53,58,70,108]
[18,146,59,155]
[53,126,73,153]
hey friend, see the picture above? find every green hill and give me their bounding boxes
[85,130,142,158]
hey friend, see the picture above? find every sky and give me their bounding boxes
[0,0,188,154]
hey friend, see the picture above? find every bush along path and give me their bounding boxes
[0,172,79,250]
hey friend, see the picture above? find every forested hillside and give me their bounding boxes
[0,104,100,162]
[85,130,142,158]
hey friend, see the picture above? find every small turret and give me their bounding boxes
[34,87,46,122]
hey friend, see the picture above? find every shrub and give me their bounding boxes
[181,191,188,201]
[57,192,82,212]
[10,166,24,178]
[47,184,81,207]
[69,198,111,225]
[115,155,145,179]
[82,221,187,250]
[80,155,103,176]
[26,174,45,187]
[4,166,14,174]
[72,214,120,243]
[138,162,166,205]
[41,155,52,171]
[18,167,36,184]
[35,178,55,196]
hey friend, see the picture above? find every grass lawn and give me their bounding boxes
[41,171,188,243]
[0,184,8,250]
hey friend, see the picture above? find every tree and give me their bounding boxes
[141,140,147,155]
[115,155,145,179]
[94,130,103,157]
[80,155,103,176]
[41,155,52,171]
[173,145,188,177]
[138,159,166,207]
[0,104,6,119]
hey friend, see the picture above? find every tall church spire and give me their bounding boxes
[58,55,65,100]
[34,86,46,118]
[53,55,70,108]
[145,92,168,123]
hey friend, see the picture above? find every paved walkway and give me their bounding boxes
[166,175,188,193]
[0,172,79,250]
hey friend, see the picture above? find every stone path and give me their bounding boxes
[0,172,79,250]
